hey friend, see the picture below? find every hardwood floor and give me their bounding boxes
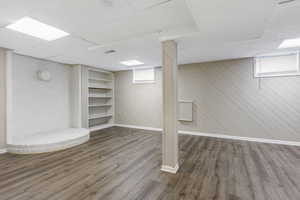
[1,127,300,200]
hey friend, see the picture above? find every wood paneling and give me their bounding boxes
[115,58,300,142]
[0,127,300,200]
[178,58,300,142]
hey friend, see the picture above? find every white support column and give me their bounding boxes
[70,65,83,128]
[161,40,179,174]
[0,48,10,152]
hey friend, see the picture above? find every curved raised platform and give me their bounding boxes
[7,128,90,154]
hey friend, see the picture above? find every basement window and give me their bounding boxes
[254,52,300,77]
[133,68,155,84]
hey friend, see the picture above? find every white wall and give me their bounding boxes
[115,58,300,142]
[9,54,72,142]
[115,68,163,128]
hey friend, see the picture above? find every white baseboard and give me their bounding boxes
[114,124,162,132]
[0,149,7,154]
[161,164,179,174]
[179,130,300,147]
[90,124,114,132]
[114,124,300,147]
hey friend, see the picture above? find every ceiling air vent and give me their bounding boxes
[104,50,116,54]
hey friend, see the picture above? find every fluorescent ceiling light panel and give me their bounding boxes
[279,37,300,49]
[6,17,70,41]
[120,60,144,66]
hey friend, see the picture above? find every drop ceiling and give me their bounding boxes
[0,0,300,70]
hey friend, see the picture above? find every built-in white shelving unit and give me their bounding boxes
[82,67,114,131]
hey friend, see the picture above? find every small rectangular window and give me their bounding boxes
[133,68,155,84]
[255,52,300,77]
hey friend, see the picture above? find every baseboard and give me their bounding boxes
[90,124,115,132]
[179,130,300,147]
[114,124,163,132]
[0,148,7,154]
[114,124,300,147]
[161,164,179,174]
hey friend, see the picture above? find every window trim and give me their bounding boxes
[132,67,156,84]
[254,52,300,78]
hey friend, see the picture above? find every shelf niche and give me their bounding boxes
[82,67,114,131]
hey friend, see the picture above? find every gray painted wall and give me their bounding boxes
[0,48,6,149]
[115,58,300,142]
[115,69,163,128]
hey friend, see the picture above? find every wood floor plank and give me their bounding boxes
[0,127,300,200]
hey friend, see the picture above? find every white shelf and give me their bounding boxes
[88,83,112,89]
[89,94,112,98]
[89,78,112,82]
[88,86,112,90]
[88,104,112,107]
[88,69,112,74]
[89,113,113,120]
[178,118,193,122]
[179,100,193,103]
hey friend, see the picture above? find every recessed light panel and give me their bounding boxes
[6,17,70,41]
[120,60,144,66]
[279,37,300,49]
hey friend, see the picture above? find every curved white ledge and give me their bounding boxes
[7,128,90,154]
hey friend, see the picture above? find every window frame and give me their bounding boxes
[132,67,156,84]
[254,52,300,78]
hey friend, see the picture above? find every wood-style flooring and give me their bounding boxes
[0,127,300,200]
